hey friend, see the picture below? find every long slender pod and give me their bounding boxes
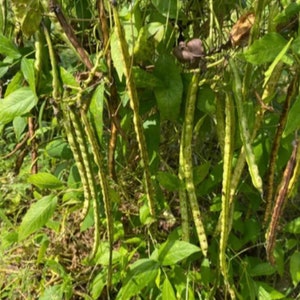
[266,139,299,264]
[43,22,92,215]
[111,4,155,216]
[229,64,284,217]
[182,72,208,256]
[63,107,92,218]
[68,108,100,259]
[219,92,236,299]
[81,111,113,290]
[229,59,263,196]
[44,19,100,261]
[178,132,190,242]
[264,75,299,223]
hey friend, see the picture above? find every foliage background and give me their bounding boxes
[1,0,300,299]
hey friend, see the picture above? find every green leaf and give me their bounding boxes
[0,87,38,125]
[283,95,300,137]
[21,57,36,92]
[11,0,42,37]
[290,251,300,286]
[263,37,293,88]
[60,67,79,88]
[133,27,155,63]
[116,258,160,300]
[154,54,183,121]
[157,171,180,191]
[162,277,176,300]
[200,258,212,286]
[89,83,105,142]
[139,203,155,225]
[256,282,285,300]
[90,272,106,300]
[28,173,64,189]
[285,217,300,234]
[155,239,200,266]
[0,34,21,59]
[132,67,162,88]
[18,195,58,241]
[244,33,288,65]
[193,162,210,186]
[249,262,276,277]
[197,84,216,114]
[46,139,73,159]
[13,116,27,141]
[258,285,272,300]
[4,71,23,96]
[274,3,300,25]
[292,36,300,55]
[152,0,180,18]
[39,285,63,300]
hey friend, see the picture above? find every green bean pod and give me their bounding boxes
[219,92,236,299]
[229,59,263,196]
[111,5,156,217]
[182,72,208,256]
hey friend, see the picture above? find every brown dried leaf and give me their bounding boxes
[230,13,255,47]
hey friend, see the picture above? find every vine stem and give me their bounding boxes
[111,4,156,217]
[181,72,207,256]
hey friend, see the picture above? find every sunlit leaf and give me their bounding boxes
[11,0,42,37]
[28,173,64,189]
[285,217,300,234]
[0,87,38,125]
[154,239,200,266]
[39,285,63,300]
[21,58,36,92]
[0,34,21,59]
[162,277,176,300]
[290,251,300,286]
[257,282,285,299]
[283,95,300,137]
[244,33,288,65]
[18,195,58,241]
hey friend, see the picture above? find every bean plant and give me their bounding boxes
[1,0,300,299]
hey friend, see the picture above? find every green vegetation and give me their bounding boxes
[1,0,300,299]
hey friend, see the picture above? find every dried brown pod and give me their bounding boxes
[173,38,204,68]
[230,12,255,47]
